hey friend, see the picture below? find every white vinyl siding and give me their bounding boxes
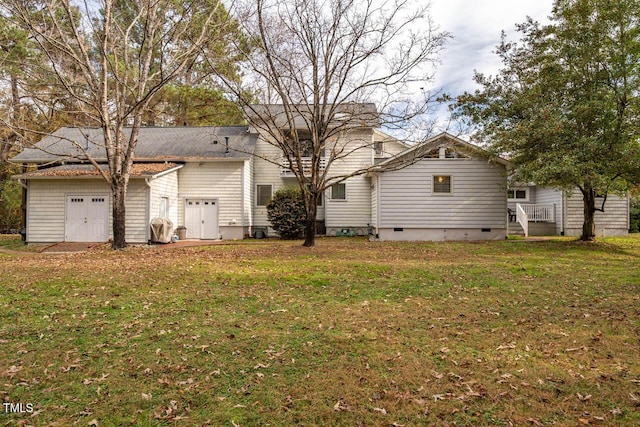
[124,182,149,243]
[252,137,325,227]
[243,160,253,229]
[371,175,378,228]
[26,179,149,243]
[178,162,244,229]
[325,128,374,228]
[564,192,629,236]
[378,158,507,229]
[149,170,179,226]
[534,187,563,234]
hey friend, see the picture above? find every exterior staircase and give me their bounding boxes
[508,220,525,237]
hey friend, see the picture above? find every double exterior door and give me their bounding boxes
[184,199,219,239]
[65,195,109,242]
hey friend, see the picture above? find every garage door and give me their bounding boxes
[66,195,109,242]
[184,199,219,239]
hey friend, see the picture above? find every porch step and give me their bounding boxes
[508,221,525,236]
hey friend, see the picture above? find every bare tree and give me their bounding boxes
[3,0,235,249]
[212,0,449,246]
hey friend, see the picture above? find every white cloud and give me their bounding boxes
[430,0,554,96]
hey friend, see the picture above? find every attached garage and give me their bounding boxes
[14,163,182,244]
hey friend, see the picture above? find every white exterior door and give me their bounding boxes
[66,195,109,242]
[185,199,219,239]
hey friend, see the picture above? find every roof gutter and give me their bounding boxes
[145,178,152,243]
[16,178,28,190]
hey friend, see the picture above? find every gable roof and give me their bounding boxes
[11,126,257,163]
[372,132,511,171]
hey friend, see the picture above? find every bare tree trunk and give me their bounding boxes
[0,73,21,183]
[111,177,127,249]
[581,186,596,241]
[303,192,317,247]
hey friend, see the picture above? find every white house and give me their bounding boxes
[10,105,629,243]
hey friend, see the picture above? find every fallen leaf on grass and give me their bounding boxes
[374,407,387,414]
[577,393,592,401]
[333,399,351,411]
[578,418,589,425]
[527,418,541,426]
[496,343,516,351]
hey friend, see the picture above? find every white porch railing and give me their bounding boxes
[516,204,529,237]
[280,157,327,177]
[518,203,555,222]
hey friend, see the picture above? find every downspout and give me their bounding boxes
[145,178,152,243]
[240,161,245,236]
[17,178,28,242]
[16,178,28,190]
[560,190,566,236]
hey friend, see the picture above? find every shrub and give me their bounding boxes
[266,187,307,239]
[630,198,639,233]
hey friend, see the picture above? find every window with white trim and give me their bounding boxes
[433,175,452,194]
[159,197,169,218]
[507,188,529,201]
[331,183,346,200]
[256,185,273,206]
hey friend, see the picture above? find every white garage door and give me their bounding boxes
[66,195,109,242]
[184,199,219,239]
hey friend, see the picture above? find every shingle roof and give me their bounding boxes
[13,163,182,179]
[11,126,256,163]
[244,103,379,130]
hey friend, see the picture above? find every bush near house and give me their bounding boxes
[0,176,21,233]
[266,186,307,239]
[630,199,639,233]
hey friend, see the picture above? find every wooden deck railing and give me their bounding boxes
[280,157,327,177]
[516,204,529,237]
[518,203,555,222]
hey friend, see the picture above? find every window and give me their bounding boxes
[433,175,452,194]
[374,141,383,155]
[331,183,346,200]
[159,197,169,218]
[283,130,325,158]
[256,185,272,206]
[507,188,529,201]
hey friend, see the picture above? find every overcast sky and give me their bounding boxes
[429,0,554,98]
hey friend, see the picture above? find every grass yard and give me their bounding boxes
[0,235,639,426]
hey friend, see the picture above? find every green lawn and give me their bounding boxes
[0,236,638,426]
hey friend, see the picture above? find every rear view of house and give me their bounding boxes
[10,105,629,244]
